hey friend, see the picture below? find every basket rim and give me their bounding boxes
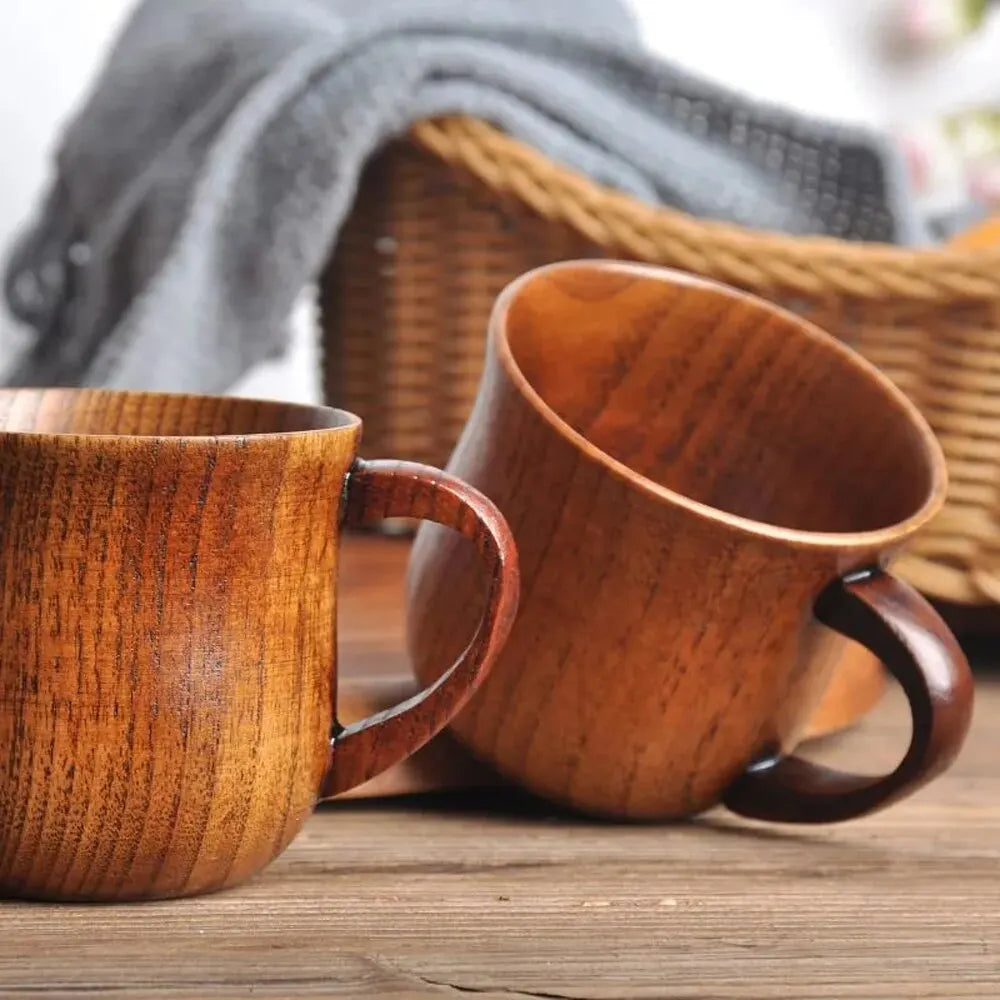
[411,116,1000,305]
[490,259,949,553]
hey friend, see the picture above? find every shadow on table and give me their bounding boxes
[319,770,884,849]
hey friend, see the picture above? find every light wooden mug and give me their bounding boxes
[0,389,518,901]
[407,260,974,823]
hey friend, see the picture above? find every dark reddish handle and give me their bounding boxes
[319,459,519,799]
[724,568,974,823]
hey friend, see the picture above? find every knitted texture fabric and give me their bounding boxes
[2,0,925,391]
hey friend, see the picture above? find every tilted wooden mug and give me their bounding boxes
[0,389,518,901]
[407,260,974,823]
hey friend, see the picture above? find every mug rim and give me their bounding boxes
[0,388,362,441]
[489,259,948,552]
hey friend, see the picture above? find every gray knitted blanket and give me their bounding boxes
[2,0,926,392]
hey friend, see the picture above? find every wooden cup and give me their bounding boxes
[0,390,518,901]
[407,261,974,823]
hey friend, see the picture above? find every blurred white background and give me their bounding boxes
[1,0,997,402]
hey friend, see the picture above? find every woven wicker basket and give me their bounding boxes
[320,116,1000,607]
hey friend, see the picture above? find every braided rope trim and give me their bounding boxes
[411,117,1000,305]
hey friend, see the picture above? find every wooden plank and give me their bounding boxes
[0,535,996,998]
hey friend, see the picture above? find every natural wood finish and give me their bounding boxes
[335,549,887,801]
[408,261,973,821]
[725,569,973,822]
[335,675,500,799]
[0,390,517,901]
[326,459,518,797]
[333,661,885,802]
[321,120,1000,607]
[0,535,997,999]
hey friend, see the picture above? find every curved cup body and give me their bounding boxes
[407,261,951,819]
[0,390,355,900]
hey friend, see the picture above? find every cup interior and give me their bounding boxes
[0,389,356,438]
[500,263,942,535]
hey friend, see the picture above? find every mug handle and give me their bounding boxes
[723,568,974,823]
[318,459,519,799]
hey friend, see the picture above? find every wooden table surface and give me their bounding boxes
[3,536,998,998]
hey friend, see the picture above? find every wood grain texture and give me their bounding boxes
[0,391,518,901]
[334,545,887,802]
[407,261,972,821]
[325,459,518,796]
[0,390,357,902]
[0,536,996,999]
[725,569,973,822]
